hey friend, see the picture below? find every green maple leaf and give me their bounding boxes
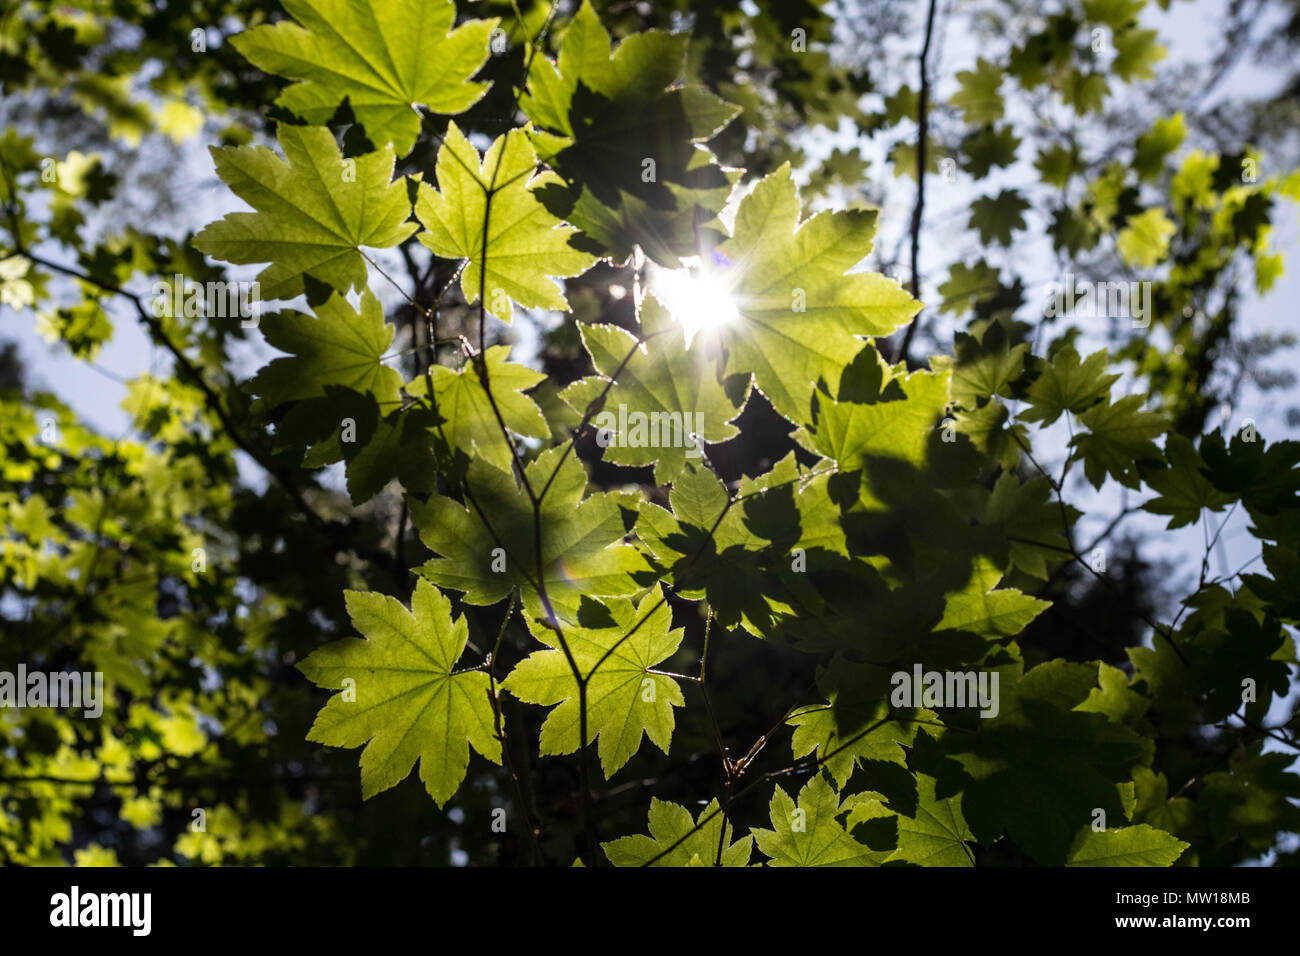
[1035,143,1080,189]
[519,0,741,266]
[752,775,883,866]
[1190,609,1289,723]
[1142,433,1234,529]
[193,125,416,301]
[296,578,499,806]
[983,474,1076,579]
[955,399,1030,472]
[502,590,684,777]
[1117,207,1175,267]
[1134,113,1186,181]
[935,260,1003,317]
[1073,394,1167,489]
[1082,0,1143,27]
[1050,204,1099,256]
[271,383,439,504]
[549,119,741,270]
[841,791,895,832]
[951,58,1004,125]
[1063,71,1110,116]
[790,703,910,789]
[414,122,596,322]
[884,86,918,124]
[1077,662,1150,728]
[797,365,951,471]
[936,332,1028,409]
[520,0,688,137]
[968,189,1030,246]
[636,457,846,637]
[1086,162,1129,225]
[231,0,498,157]
[887,773,975,867]
[1199,432,1300,513]
[702,165,919,422]
[1065,825,1187,866]
[962,124,1021,178]
[339,405,441,504]
[247,289,402,409]
[1243,543,1300,622]
[1020,347,1118,425]
[932,655,1154,864]
[1130,768,1195,836]
[1200,746,1300,853]
[403,344,549,473]
[411,444,650,624]
[1113,28,1165,83]
[788,660,923,789]
[817,147,872,190]
[935,555,1051,640]
[560,293,741,483]
[889,135,944,182]
[602,797,752,866]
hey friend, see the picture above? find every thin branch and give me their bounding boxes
[892,0,939,367]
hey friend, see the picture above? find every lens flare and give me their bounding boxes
[647,255,740,346]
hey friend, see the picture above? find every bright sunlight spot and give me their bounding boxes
[648,255,740,346]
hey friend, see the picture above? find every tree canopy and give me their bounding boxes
[1,0,1298,868]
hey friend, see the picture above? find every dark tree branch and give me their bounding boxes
[893,0,939,367]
